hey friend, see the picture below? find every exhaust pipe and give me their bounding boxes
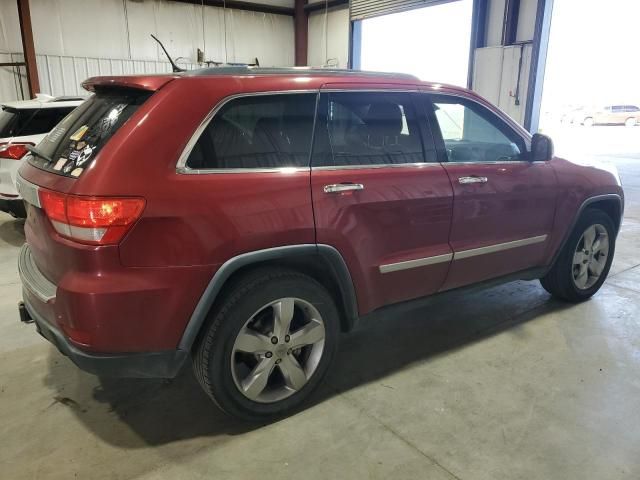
[18,301,33,324]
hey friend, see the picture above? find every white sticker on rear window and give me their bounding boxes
[53,158,67,171]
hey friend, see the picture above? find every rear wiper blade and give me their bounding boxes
[26,145,53,163]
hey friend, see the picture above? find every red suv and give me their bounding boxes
[17,68,623,420]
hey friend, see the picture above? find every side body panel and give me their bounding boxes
[441,161,558,290]
[542,158,624,263]
[310,85,454,314]
[311,165,454,313]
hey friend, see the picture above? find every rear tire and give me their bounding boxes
[540,209,615,302]
[625,117,637,127]
[193,268,339,421]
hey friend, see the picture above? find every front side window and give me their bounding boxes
[311,91,432,167]
[186,93,317,170]
[428,94,525,163]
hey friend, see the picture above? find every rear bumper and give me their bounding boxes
[21,296,187,378]
[18,242,189,378]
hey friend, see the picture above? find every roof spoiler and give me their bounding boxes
[82,75,179,93]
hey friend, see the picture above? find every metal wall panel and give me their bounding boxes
[350,0,457,20]
[2,53,198,100]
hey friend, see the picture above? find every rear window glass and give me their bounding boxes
[28,90,151,178]
[0,106,74,138]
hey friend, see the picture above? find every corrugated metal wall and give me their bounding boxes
[2,53,199,101]
[0,0,295,102]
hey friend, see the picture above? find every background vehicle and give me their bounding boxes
[16,69,623,421]
[579,104,640,127]
[0,95,83,217]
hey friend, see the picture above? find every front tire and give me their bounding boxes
[193,268,339,421]
[540,209,616,302]
[583,117,594,127]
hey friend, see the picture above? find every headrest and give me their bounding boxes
[365,102,403,136]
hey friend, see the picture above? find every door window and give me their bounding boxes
[428,95,525,163]
[311,91,434,167]
[186,93,317,170]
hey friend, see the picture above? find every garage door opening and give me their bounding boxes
[356,0,473,87]
[539,0,640,160]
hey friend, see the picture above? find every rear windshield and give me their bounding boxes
[28,89,151,178]
[0,106,75,138]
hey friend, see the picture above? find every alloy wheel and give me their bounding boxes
[572,224,609,290]
[231,297,326,403]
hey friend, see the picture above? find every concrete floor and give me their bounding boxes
[1,126,639,479]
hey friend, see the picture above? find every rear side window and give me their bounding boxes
[0,107,74,138]
[311,92,431,167]
[28,89,151,178]
[186,93,317,170]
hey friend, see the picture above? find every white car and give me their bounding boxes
[0,94,83,217]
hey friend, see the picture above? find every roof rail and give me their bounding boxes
[186,66,419,81]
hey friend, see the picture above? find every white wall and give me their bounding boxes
[307,7,349,68]
[0,0,295,101]
[472,0,538,125]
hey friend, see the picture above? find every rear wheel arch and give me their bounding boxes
[179,244,359,352]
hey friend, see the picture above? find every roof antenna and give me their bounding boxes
[151,34,186,72]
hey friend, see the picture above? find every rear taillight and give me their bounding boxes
[0,142,34,160]
[38,190,145,245]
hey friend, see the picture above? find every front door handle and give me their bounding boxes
[458,176,488,185]
[323,183,365,194]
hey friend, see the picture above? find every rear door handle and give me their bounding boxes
[458,176,488,185]
[323,183,364,194]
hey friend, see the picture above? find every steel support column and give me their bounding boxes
[17,0,39,98]
[294,0,308,66]
[524,0,554,132]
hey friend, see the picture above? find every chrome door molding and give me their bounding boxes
[378,234,548,274]
[453,235,548,260]
[379,253,453,274]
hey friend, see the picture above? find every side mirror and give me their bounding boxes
[530,133,554,162]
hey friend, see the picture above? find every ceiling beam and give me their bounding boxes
[171,0,295,16]
[304,0,349,13]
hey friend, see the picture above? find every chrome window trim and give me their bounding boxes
[313,162,442,171]
[18,244,57,303]
[179,166,311,175]
[175,90,319,174]
[453,235,548,260]
[15,174,41,207]
[444,160,531,166]
[379,253,453,274]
